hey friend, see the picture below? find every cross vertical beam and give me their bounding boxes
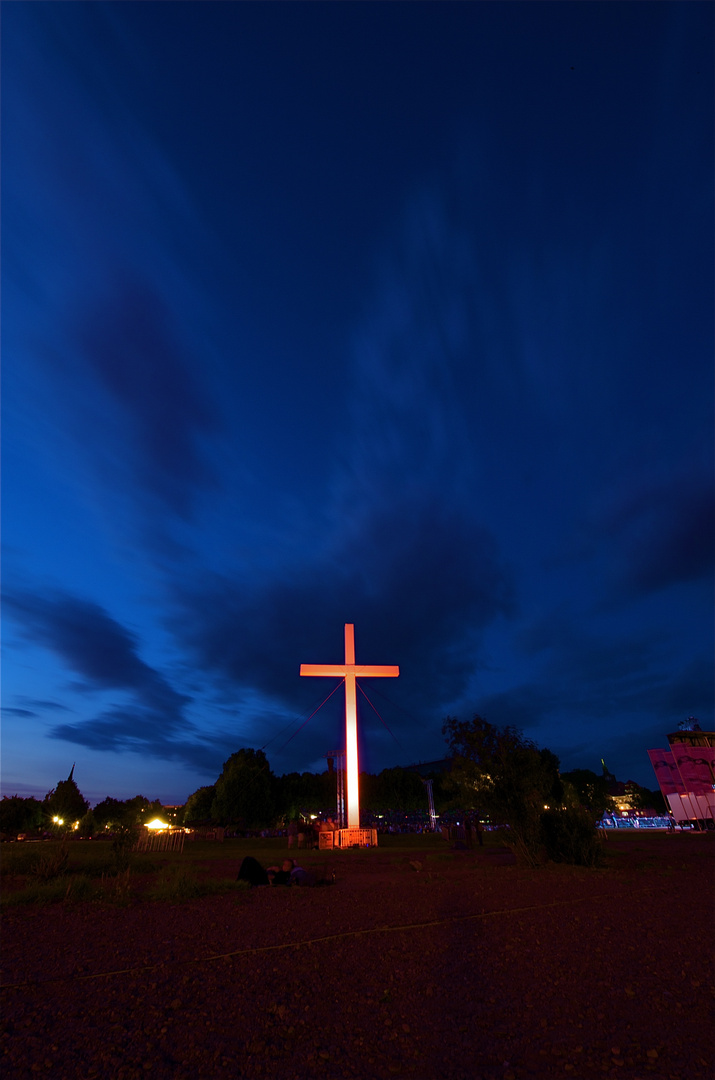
[300,624,399,830]
[343,624,359,829]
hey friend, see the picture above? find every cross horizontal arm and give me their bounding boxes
[300,664,399,678]
[300,665,347,677]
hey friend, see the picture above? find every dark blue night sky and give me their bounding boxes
[2,2,712,804]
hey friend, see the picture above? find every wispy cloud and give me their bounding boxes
[74,274,220,519]
[4,4,220,531]
[49,706,232,775]
[5,592,183,705]
[603,470,714,597]
[3,590,210,763]
[19,699,71,712]
[171,492,513,732]
[476,615,712,751]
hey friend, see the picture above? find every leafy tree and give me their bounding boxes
[93,796,127,829]
[44,766,89,825]
[77,809,98,836]
[272,772,303,820]
[443,715,562,866]
[364,767,429,812]
[273,770,336,819]
[211,748,275,828]
[111,826,138,873]
[92,795,163,829]
[0,795,44,835]
[122,795,164,826]
[560,768,610,820]
[183,785,217,823]
[541,806,604,866]
[628,784,666,814]
[428,771,454,813]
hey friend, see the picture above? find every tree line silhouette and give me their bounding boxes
[1,717,664,868]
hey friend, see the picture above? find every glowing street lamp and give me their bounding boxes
[300,624,399,830]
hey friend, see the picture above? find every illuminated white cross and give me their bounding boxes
[300,624,399,830]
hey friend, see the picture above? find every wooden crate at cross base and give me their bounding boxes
[335,828,378,848]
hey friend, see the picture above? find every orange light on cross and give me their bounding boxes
[300,624,399,830]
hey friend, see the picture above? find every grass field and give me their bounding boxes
[0,826,684,907]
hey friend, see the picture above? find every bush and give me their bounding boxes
[63,874,96,902]
[77,809,98,837]
[147,865,202,901]
[1,844,41,876]
[443,715,563,868]
[497,820,546,868]
[31,841,70,882]
[147,864,243,902]
[100,867,134,906]
[0,795,45,835]
[1,873,95,907]
[541,807,603,867]
[111,827,139,873]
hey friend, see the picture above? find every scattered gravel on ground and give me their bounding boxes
[1,835,713,1080]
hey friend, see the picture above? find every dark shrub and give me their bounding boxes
[31,840,70,882]
[111,826,139,873]
[541,807,603,867]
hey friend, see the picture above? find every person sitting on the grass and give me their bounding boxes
[266,858,317,885]
[267,858,295,885]
[237,856,302,886]
[238,855,293,886]
[236,855,270,887]
[288,860,312,886]
[238,855,332,887]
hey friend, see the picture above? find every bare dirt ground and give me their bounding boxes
[1,833,713,1080]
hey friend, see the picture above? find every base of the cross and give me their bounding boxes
[334,827,378,848]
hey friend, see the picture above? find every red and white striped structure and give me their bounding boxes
[648,725,715,828]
